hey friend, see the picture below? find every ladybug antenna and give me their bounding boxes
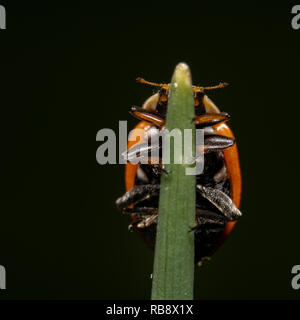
[193,82,229,92]
[136,77,170,90]
[137,77,228,93]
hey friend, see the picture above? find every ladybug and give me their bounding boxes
[116,77,242,264]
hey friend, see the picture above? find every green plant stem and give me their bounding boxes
[151,63,196,300]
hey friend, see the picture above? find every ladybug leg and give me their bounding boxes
[120,207,159,229]
[124,208,158,228]
[136,213,158,228]
[151,164,169,175]
[130,106,165,127]
[121,207,157,215]
[125,125,164,165]
[116,184,160,211]
[191,209,228,265]
[203,134,235,153]
[116,185,160,230]
[193,135,235,164]
[196,185,242,221]
[190,209,226,233]
[125,139,162,165]
[192,112,230,128]
[127,210,158,231]
[126,148,168,174]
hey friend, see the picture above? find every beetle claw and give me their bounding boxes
[190,116,197,124]
[161,166,170,175]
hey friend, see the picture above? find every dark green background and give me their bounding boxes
[0,1,299,299]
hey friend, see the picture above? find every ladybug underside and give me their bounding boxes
[116,79,242,264]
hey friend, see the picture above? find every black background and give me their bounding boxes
[0,1,299,299]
